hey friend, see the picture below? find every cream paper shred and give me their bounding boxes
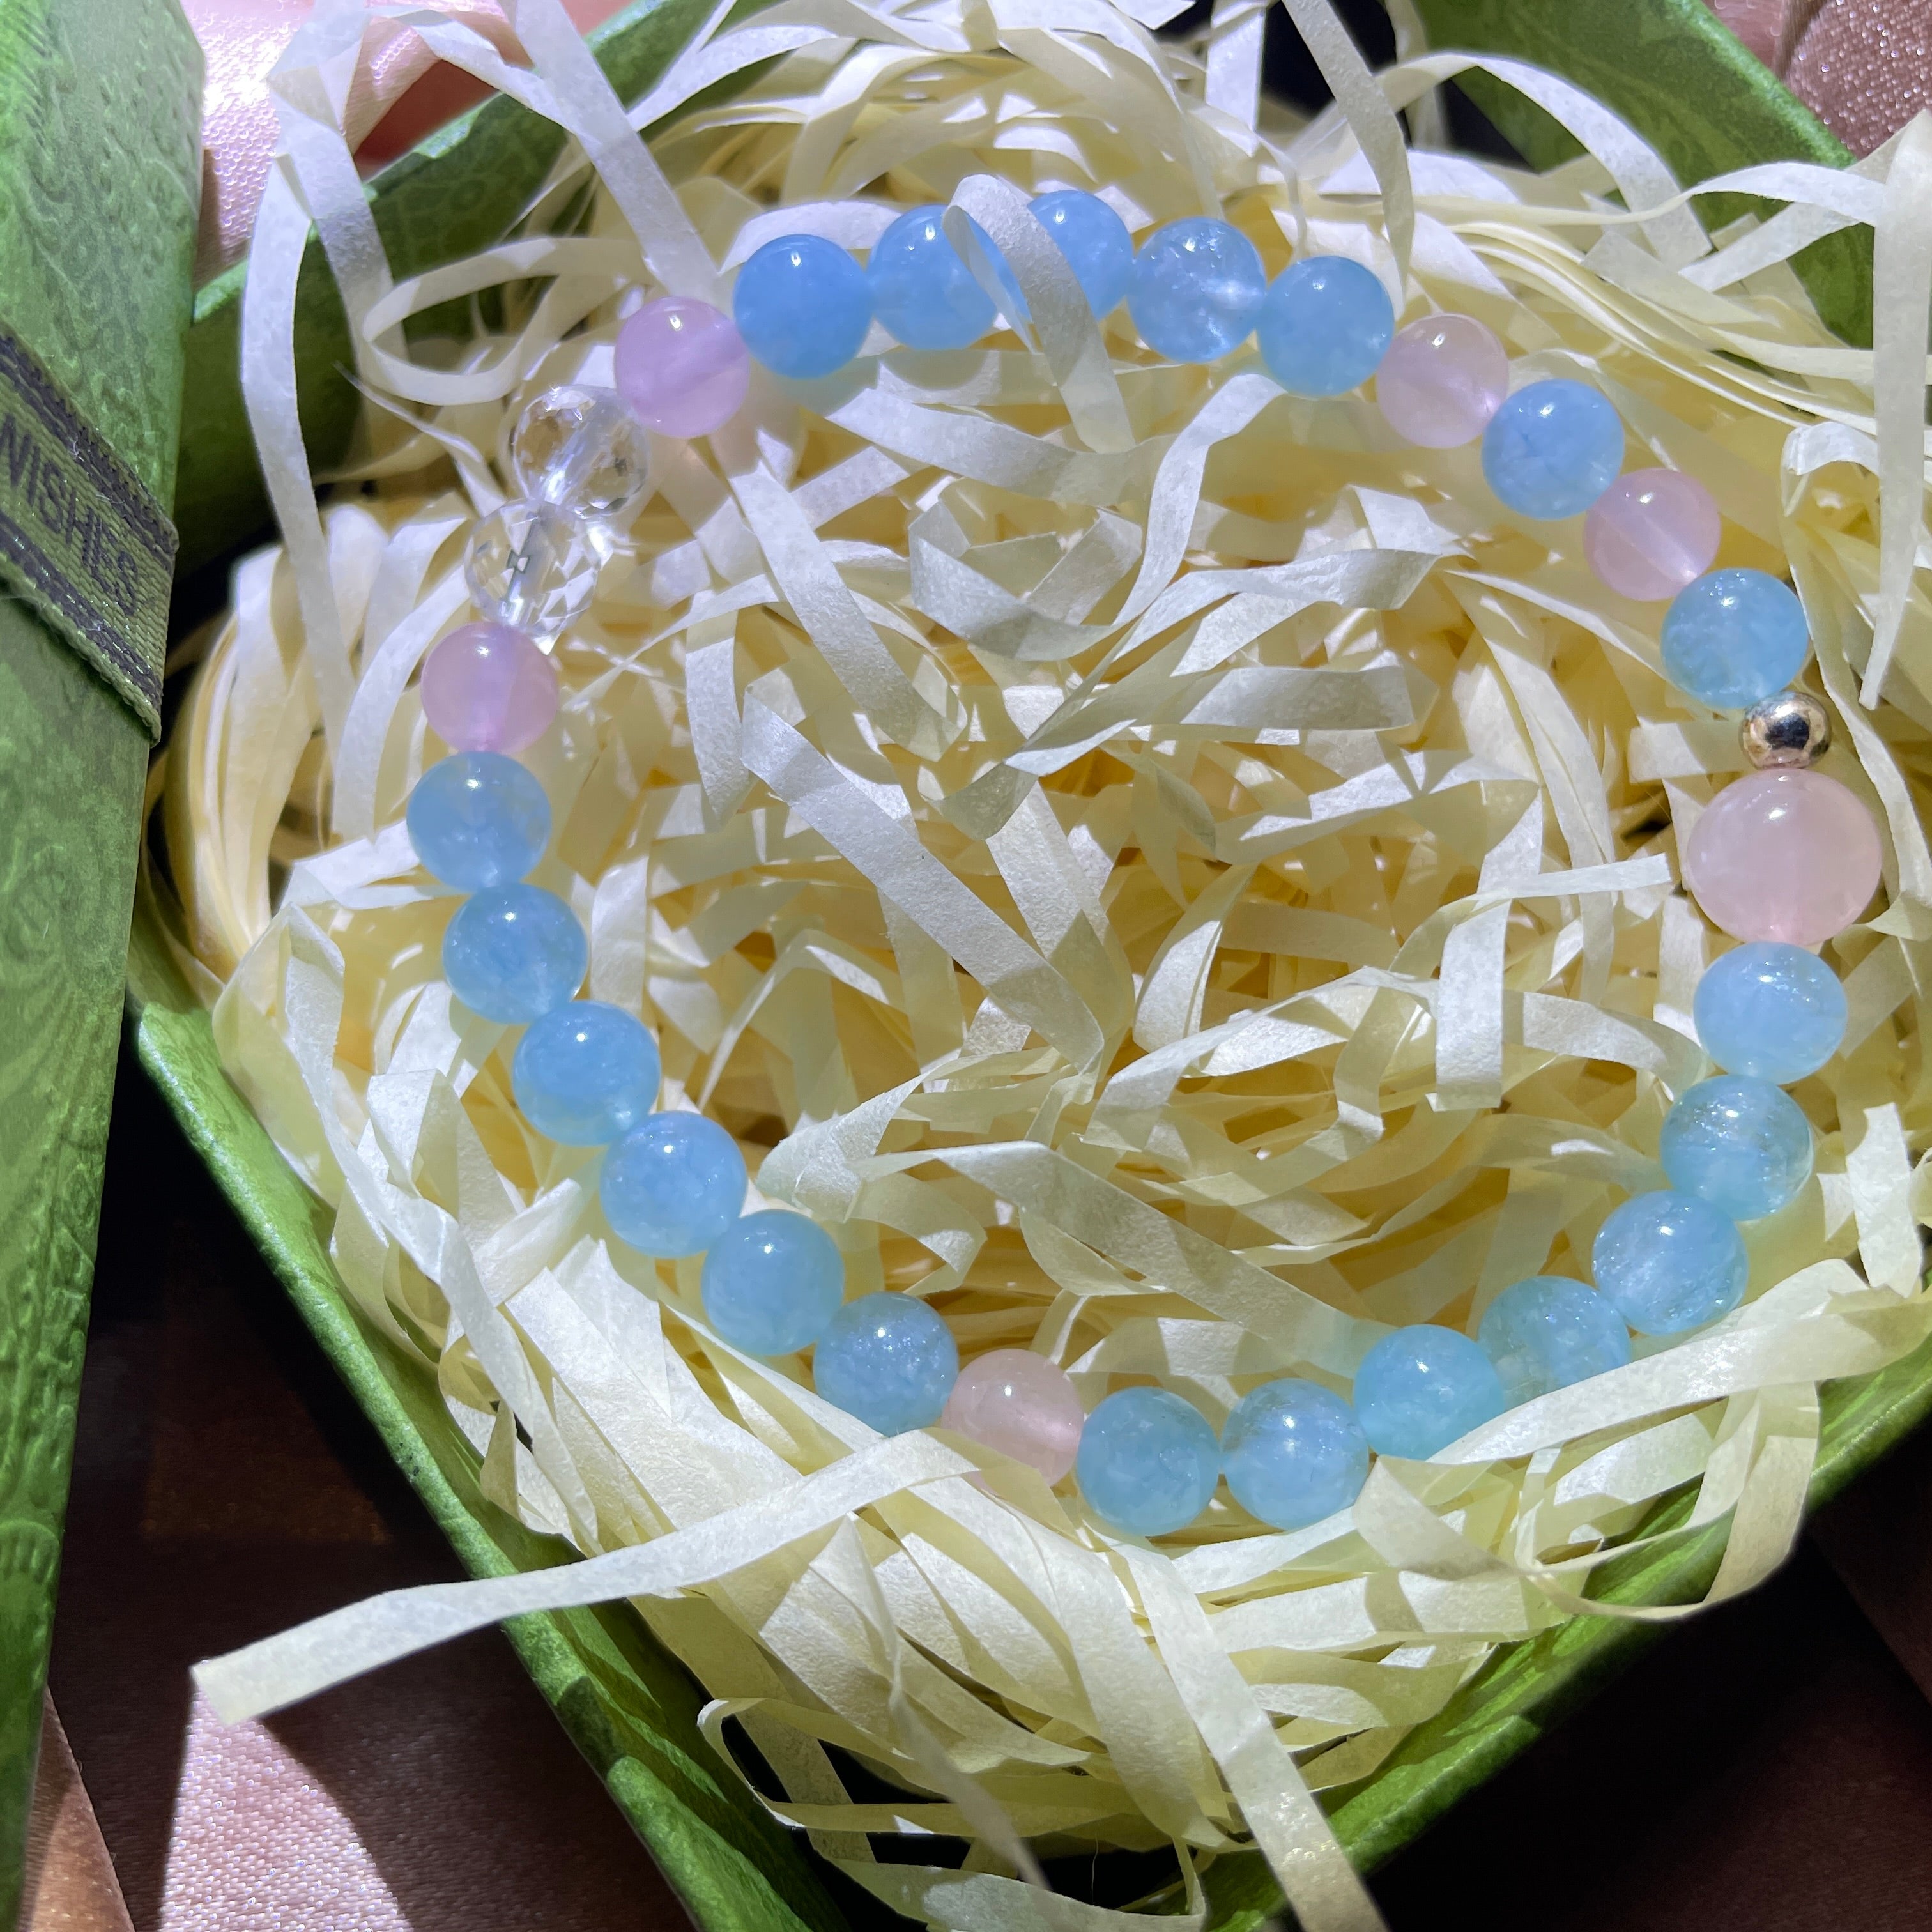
[154,4,1932,1928]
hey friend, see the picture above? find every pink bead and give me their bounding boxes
[613,296,750,439]
[1375,313,1509,448]
[420,621,558,753]
[1683,767,1883,944]
[941,1349,1085,1484]
[1583,468,1722,601]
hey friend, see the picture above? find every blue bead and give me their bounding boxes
[1477,1276,1631,1406]
[1694,941,1847,1082]
[601,1112,746,1258]
[1255,256,1395,397]
[1126,218,1266,363]
[1592,1190,1747,1335]
[1659,1075,1813,1221]
[701,1209,845,1356]
[1030,190,1133,314]
[510,1000,659,1146]
[1221,1379,1369,1529]
[868,205,1025,351]
[1480,379,1624,520]
[1660,569,1810,709]
[1076,1387,1220,1537]
[1353,1326,1506,1459]
[443,884,585,1023]
[813,1292,960,1434]
[732,233,873,379]
[407,751,549,888]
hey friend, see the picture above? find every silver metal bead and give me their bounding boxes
[1740,689,1832,769]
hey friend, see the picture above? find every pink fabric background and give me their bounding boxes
[185,0,631,281]
[1708,0,1932,155]
[184,0,1932,288]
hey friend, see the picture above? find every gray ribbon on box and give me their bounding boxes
[0,328,173,737]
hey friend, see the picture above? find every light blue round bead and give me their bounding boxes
[1481,379,1624,520]
[732,233,873,380]
[510,1000,659,1146]
[1076,1387,1220,1537]
[1660,1075,1813,1221]
[601,1112,746,1258]
[1222,1379,1369,1530]
[1660,569,1810,709]
[814,1292,960,1434]
[407,751,549,889]
[443,884,585,1023]
[1694,941,1847,1083]
[1126,217,1266,363]
[1353,1325,1506,1459]
[1255,256,1395,397]
[1031,190,1133,314]
[868,205,1025,351]
[1477,1276,1632,1407]
[701,1209,844,1356]
[1592,1189,1747,1335]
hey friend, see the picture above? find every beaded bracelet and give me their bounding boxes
[402,188,1878,1542]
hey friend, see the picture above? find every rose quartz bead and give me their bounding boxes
[1683,767,1883,944]
[420,621,559,753]
[941,1349,1085,1484]
[614,296,750,439]
[1375,313,1509,448]
[1583,468,1722,601]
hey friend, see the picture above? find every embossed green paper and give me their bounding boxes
[0,1,199,1924]
[0,330,175,733]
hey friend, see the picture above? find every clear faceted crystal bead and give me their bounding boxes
[464,500,598,645]
[510,385,651,538]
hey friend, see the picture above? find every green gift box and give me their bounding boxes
[135,4,1915,1931]
[0,0,201,1923]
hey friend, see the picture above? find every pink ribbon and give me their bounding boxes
[187,0,629,281]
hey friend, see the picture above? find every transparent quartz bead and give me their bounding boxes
[464,500,598,645]
[510,385,652,539]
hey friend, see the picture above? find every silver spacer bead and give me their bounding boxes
[1740,688,1832,769]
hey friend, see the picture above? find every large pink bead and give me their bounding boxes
[1375,313,1509,448]
[941,1349,1085,1484]
[1583,468,1721,601]
[1683,767,1883,944]
[420,621,558,753]
[614,296,750,439]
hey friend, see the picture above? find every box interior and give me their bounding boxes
[144,3,1908,1927]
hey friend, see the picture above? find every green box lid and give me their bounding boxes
[0,3,201,1927]
[0,0,201,734]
